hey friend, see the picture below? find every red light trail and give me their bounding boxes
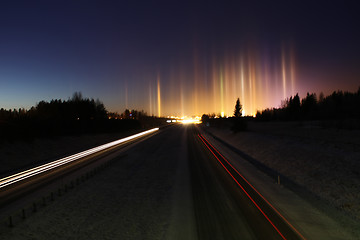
[198,133,306,240]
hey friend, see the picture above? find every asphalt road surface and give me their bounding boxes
[1,124,303,239]
[186,125,302,240]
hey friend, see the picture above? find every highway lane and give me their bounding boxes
[0,128,159,189]
[187,125,303,240]
[0,128,159,208]
[1,124,305,239]
[1,124,189,239]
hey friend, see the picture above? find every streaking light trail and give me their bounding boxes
[0,128,159,189]
[198,134,306,240]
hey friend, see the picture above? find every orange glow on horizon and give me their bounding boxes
[137,43,298,117]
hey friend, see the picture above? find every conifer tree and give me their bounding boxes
[234,98,242,118]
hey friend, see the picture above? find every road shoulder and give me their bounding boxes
[200,127,358,240]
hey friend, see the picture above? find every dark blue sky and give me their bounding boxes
[1,1,359,115]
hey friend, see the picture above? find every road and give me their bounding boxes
[186,125,302,240]
[0,128,159,217]
[0,124,304,239]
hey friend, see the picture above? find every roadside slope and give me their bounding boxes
[200,125,359,239]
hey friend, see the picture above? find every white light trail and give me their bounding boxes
[0,128,159,189]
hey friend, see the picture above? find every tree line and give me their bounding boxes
[256,87,360,124]
[0,92,156,141]
[0,92,107,122]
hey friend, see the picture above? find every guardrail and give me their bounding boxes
[202,128,308,194]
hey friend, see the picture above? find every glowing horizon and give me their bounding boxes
[144,44,297,117]
[1,2,359,118]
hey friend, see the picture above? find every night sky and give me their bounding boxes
[1,1,359,116]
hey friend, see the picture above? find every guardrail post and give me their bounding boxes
[277,175,281,185]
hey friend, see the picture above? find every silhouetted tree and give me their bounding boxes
[234,98,242,118]
[301,92,317,119]
[209,113,216,119]
[201,114,210,124]
[231,98,246,132]
[285,93,301,119]
[72,91,83,102]
[124,109,130,119]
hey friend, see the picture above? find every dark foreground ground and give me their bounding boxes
[0,124,357,239]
